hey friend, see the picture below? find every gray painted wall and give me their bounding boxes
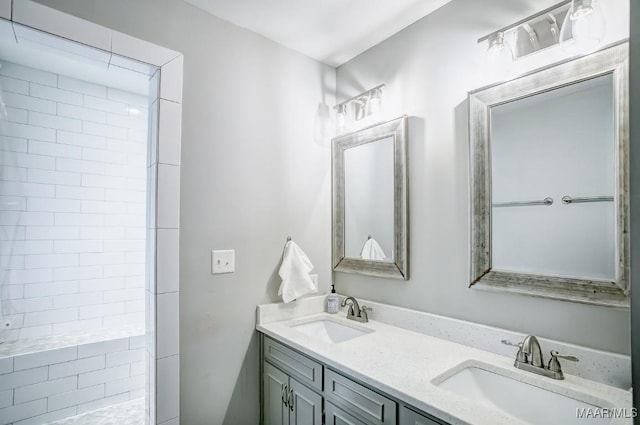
[335,0,631,355]
[31,1,335,424]
[629,0,639,415]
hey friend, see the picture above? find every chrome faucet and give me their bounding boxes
[502,336,578,380]
[522,335,544,368]
[340,296,371,323]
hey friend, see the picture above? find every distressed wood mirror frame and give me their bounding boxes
[332,116,409,280]
[469,42,629,308]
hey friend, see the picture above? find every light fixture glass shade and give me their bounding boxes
[335,104,347,133]
[487,32,506,54]
[368,88,383,115]
[485,32,513,82]
[354,98,367,121]
[559,0,605,53]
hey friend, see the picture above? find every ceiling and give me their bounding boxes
[183,0,452,67]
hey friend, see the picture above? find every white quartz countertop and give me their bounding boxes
[257,310,632,425]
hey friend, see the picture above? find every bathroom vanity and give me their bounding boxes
[262,334,439,425]
[256,296,632,425]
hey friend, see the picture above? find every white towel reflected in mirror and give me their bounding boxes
[360,237,387,261]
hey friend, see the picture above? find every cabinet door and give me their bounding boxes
[289,377,322,425]
[325,401,368,425]
[264,362,290,425]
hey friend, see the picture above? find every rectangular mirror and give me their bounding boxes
[469,43,629,307]
[333,116,408,279]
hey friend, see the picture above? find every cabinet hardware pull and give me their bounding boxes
[281,384,288,407]
[288,388,294,411]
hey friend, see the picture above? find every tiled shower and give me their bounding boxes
[1,61,149,342]
[0,44,151,425]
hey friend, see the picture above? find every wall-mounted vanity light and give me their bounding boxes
[335,103,348,133]
[487,32,506,54]
[368,86,383,115]
[479,0,606,60]
[559,0,606,50]
[334,84,385,133]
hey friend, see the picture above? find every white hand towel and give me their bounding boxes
[278,241,316,303]
[360,238,387,261]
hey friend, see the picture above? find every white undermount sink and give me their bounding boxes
[290,318,373,344]
[436,364,613,425]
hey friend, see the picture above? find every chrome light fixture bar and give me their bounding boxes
[478,0,605,60]
[479,0,571,59]
[334,84,385,132]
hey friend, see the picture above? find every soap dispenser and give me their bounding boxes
[327,284,340,314]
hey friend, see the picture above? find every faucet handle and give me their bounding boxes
[548,350,578,378]
[360,306,372,321]
[501,340,527,363]
[548,350,578,371]
[550,350,578,362]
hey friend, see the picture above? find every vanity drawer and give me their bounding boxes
[325,401,368,425]
[400,406,445,425]
[324,368,397,425]
[263,336,323,392]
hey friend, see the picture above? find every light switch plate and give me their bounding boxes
[212,249,235,274]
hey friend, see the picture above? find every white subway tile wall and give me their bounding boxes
[0,336,144,424]
[0,60,149,342]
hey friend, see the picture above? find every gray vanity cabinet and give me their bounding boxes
[263,356,323,425]
[260,334,449,425]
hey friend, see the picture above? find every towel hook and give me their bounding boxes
[367,235,371,240]
[283,236,292,252]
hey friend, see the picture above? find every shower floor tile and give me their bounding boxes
[46,398,145,425]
